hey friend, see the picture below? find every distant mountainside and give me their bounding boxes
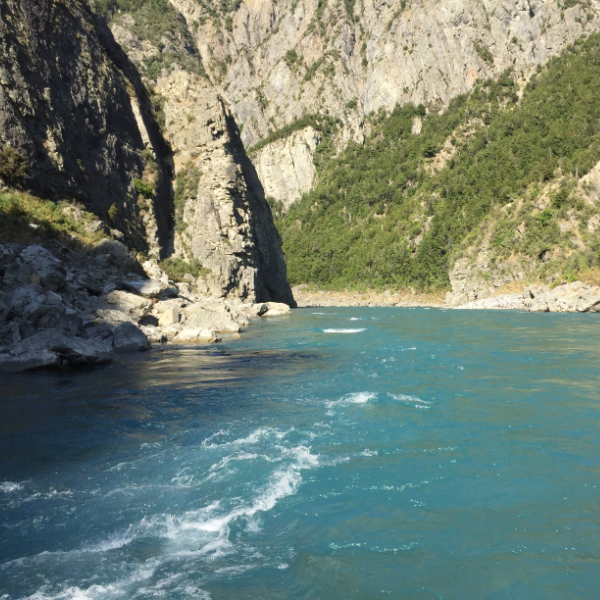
[277,36,600,298]
[92,0,600,206]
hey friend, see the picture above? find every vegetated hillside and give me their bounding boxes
[276,35,600,292]
[90,0,600,208]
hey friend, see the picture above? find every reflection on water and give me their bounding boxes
[1,308,600,600]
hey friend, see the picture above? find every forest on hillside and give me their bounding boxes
[276,35,600,290]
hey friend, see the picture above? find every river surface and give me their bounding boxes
[1,308,600,599]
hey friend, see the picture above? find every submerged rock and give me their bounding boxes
[0,329,114,372]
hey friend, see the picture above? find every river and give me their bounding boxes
[1,308,599,599]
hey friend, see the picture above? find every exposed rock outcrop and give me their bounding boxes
[0,0,173,256]
[452,281,600,312]
[155,69,295,305]
[0,242,293,372]
[251,127,320,210]
[165,0,600,205]
[0,0,296,375]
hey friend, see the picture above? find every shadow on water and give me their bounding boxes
[2,308,600,600]
[0,344,326,479]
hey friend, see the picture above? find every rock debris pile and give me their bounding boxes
[0,242,291,372]
[451,282,600,313]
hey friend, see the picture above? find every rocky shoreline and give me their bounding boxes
[293,282,600,313]
[448,281,600,313]
[0,241,291,373]
[2,241,598,375]
[293,286,446,308]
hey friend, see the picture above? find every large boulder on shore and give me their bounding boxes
[4,245,67,291]
[261,302,292,316]
[112,322,151,353]
[122,275,163,299]
[184,305,242,333]
[0,329,114,372]
[102,290,152,318]
[172,327,221,344]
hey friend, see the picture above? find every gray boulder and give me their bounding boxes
[102,290,152,318]
[19,245,67,291]
[95,308,136,328]
[172,327,221,343]
[0,296,8,326]
[0,329,114,372]
[112,322,151,353]
[90,240,145,278]
[122,275,162,299]
[184,305,241,333]
[8,284,67,336]
[261,302,292,316]
[0,349,61,372]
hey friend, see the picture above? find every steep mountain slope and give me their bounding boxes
[0,0,294,305]
[101,0,600,205]
[157,69,293,301]
[276,35,600,297]
[0,0,173,256]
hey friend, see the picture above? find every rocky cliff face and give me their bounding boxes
[0,0,173,257]
[156,69,295,304]
[0,0,294,306]
[174,0,600,204]
[99,0,600,207]
[251,127,320,210]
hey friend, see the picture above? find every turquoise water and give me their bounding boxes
[1,308,600,599]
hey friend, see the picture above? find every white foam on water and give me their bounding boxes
[14,429,320,598]
[325,392,377,414]
[178,587,211,600]
[312,312,325,315]
[0,481,23,493]
[397,480,429,492]
[320,455,351,467]
[25,585,106,600]
[81,529,135,553]
[358,449,378,457]
[390,393,430,408]
[323,328,366,333]
[23,560,159,600]
[151,443,320,561]
[185,467,301,533]
[214,564,256,577]
[349,317,362,321]
[202,427,294,450]
[6,488,74,508]
[207,451,259,474]
[2,527,139,572]
[343,392,377,405]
